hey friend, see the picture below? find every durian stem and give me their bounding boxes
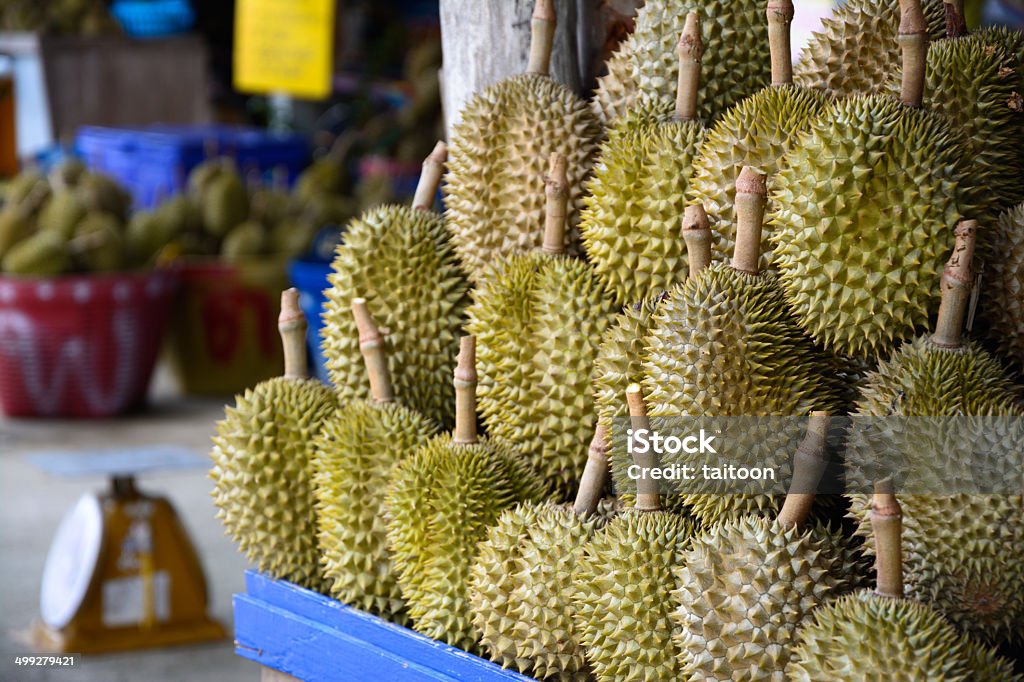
[352,298,394,403]
[931,220,977,349]
[279,288,308,380]
[526,0,556,76]
[626,383,661,512]
[767,0,795,86]
[573,424,610,517]
[682,204,712,278]
[778,411,830,529]
[675,13,703,121]
[731,166,768,275]
[871,479,904,599]
[542,153,569,255]
[898,0,929,108]
[412,141,448,212]
[944,0,967,38]
[453,335,479,445]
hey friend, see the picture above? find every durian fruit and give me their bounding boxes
[72,212,124,272]
[1,229,70,276]
[210,289,338,589]
[844,222,1024,644]
[592,0,771,126]
[794,0,946,97]
[77,172,130,222]
[48,158,86,190]
[572,384,695,682]
[269,218,317,259]
[313,300,438,622]
[0,208,32,260]
[220,220,266,261]
[771,4,975,359]
[385,336,545,652]
[201,165,249,237]
[186,157,224,196]
[444,0,601,282]
[790,484,1022,681]
[321,142,470,429]
[670,413,870,681]
[641,170,846,526]
[983,203,1024,369]
[37,190,86,240]
[4,169,50,208]
[580,13,706,305]
[466,154,617,497]
[687,0,831,269]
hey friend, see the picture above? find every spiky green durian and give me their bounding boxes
[794,0,947,97]
[221,220,266,261]
[770,95,973,359]
[592,0,770,125]
[0,208,32,259]
[77,172,130,222]
[580,101,704,304]
[672,516,869,681]
[386,434,545,653]
[211,292,339,590]
[983,203,1024,370]
[687,85,830,269]
[572,511,694,681]
[201,168,248,237]
[466,249,617,497]
[469,501,610,681]
[73,211,124,272]
[2,229,69,276]
[444,74,600,282]
[789,591,1022,681]
[38,191,86,240]
[321,205,469,429]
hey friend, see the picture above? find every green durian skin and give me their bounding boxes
[202,170,249,237]
[572,511,694,682]
[270,219,317,258]
[592,0,771,125]
[845,338,1024,644]
[210,377,338,591]
[983,203,1024,370]
[321,204,470,429]
[469,501,606,681]
[38,191,87,240]
[641,264,846,526]
[0,208,32,259]
[580,101,704,305]
[444,74,601,282]
[313,400,438,623]
[74,211,124,272]
[466,251,617,498]
[789,591,1022,682]
[770,95,973,360]
[672,516,870,681]
[2,229,70,276]
[220,220,267,261]
[687,85,831,270]
[385,434,546,654]
[794,0,947,97]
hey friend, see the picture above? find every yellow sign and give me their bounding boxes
[234,0,335,100]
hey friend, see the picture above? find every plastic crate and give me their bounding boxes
[76,125,310,210]
[0,269,178,418]
[111,0,195,38]
[234,571,534,682]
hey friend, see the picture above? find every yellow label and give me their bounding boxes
[234,0,335,99]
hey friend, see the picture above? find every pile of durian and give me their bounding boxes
[211,0,1024,679]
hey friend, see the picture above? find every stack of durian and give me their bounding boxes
[211,0,1024,679]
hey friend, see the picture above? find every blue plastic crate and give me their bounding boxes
[111,0,195,38]
[76,125,311,210]
[234,571,535,682]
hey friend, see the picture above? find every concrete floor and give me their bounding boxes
[0,366,259,682]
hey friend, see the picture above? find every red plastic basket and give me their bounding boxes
[0,269,178,418]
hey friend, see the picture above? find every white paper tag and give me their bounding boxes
[101,571,170,627]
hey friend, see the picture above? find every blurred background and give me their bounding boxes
[0,1,1021,681]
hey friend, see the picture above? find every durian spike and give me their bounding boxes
[526,0,556,76]
[352,297,395,403]
[279,288,308,380]
[412,141,449,212]
[453,335,479,445]
[898,0,929,108]
[542,152,569,255]
[626,383,661,512]
[675,12,703,121]
[767,0,795,86]
[731,166,768,275]
[682,204,712,277]
[777,411,830,529]
[931,220,977,349]
[871,479,904,599]
[943,0,967,38]
[573,424,610,517]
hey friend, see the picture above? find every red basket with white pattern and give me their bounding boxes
[0,269,178,417]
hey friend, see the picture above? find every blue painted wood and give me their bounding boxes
[234,570,536,682]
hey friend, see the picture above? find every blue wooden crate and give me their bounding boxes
[234,571,536,682]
